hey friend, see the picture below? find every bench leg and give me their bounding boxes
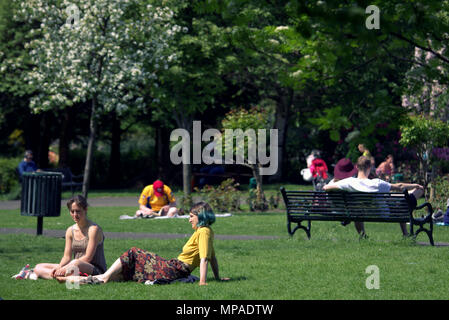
[288,220,311,239]
[413,224,434,246]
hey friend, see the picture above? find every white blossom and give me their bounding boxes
[9,0,180,113]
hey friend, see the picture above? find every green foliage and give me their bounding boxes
[0,157,20,194]
[177,193,193,215]
[222,106,273,131]
[399,115,449,191]
[220,106,274,161]
[395,160,420,184]
[0,0,36,98]
[248,188,280,212]
[399,116,449,153]
[308,106,352,142]
[67,145,157,189]
[431,175,449,210]
[149,2,230,127]
[194,178,241,213]
[247,188,267,211]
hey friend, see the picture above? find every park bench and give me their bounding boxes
[280,188,434,245]
[46,167,83,195]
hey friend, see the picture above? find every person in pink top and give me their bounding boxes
[376,154,395,181]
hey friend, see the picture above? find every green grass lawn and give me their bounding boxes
[1,182,448,300]
[2,194,449,300]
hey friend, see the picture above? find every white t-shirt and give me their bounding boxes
[333,177,391,193]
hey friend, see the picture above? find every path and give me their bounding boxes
[0,196,139,211]
[0,196,278,240]
[0,227,278,240]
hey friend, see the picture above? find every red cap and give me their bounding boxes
[153,180,164,197]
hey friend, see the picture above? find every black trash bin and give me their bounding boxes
[21,171,63,235]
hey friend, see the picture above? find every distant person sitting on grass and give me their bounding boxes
[376,154,395,181]
[58,202,230,286]
[323,156,424,238]
[135,179,178,218]
[12,195,107,280]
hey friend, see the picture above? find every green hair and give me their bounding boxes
[190,202,215,227]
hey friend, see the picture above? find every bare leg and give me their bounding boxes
[135,208,154,217]
[166,207,178,217]
[410,188,424,200]
[64,259,96,275]
[94,258,123,283]
[34,263,59,279]
[57,258,124,284]
[400,222,409,236]
[355,222,367,238]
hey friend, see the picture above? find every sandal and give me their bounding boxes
[82,275,104,285]
[11,264,30,279]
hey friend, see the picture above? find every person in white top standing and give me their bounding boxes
[324,156,424,238]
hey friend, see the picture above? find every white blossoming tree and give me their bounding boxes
[15,0,180,197]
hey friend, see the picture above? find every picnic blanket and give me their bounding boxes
[119,213,232,220]
[435,222,449,226]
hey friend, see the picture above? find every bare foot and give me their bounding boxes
[56,275,87,284]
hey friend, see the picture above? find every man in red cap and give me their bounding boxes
[135,180,178,218]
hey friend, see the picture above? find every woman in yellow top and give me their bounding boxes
[60,202,229,286]
[134,180,178,217]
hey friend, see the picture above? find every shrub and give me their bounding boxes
[194,179,241,213]
[0,157,21,195]
[431,175,449,210]
[247,188,269,211]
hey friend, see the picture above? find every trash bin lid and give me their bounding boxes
[22,171,63,177]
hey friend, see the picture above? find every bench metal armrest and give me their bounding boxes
[412,202,433,223]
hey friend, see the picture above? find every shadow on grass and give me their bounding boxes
[232,211,284,216]
[222,276,248,282]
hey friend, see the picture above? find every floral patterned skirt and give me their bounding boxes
[120,247,190,283]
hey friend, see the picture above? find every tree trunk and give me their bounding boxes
[156,126,171,179]
[37,113,51,170]
[429,162,436,202]
[108,111,121,187]
[174,112,193,197]
[269,88,293,182]
[182,162,192,199]
[251,164,267,210]
[82,97,98,199]
[58,108,71,168]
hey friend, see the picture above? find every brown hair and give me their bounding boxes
[66,195,89,211]
[356,156,372,172]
